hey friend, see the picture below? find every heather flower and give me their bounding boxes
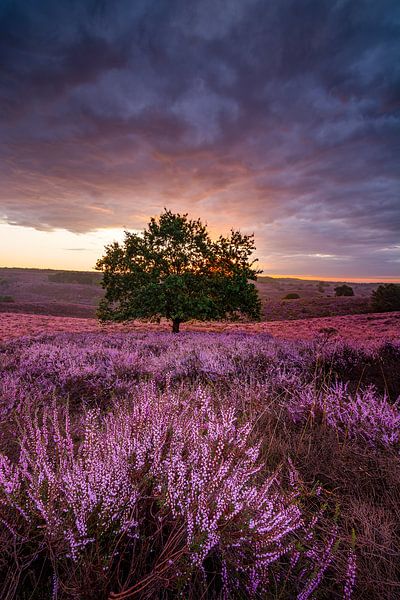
[1,331,385,597]
[344,548,356,600]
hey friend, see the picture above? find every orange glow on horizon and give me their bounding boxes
[1,262,398,285]
[1,224,398,285]
[262,274,400,284]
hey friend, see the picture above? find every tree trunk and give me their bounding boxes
[172,319,180,333]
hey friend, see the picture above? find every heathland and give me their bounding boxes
[0,267,381,320]
[0,268,399,599]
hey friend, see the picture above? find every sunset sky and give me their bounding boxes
[0,0,399,281]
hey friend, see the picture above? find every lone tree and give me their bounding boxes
[95,209,262,332]
[334,284,354,297]
[371,283,400,312]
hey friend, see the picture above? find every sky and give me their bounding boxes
[0,0,399,281]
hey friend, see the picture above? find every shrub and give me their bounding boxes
[1,332,399,598]
[371,283,400,312]
[318,326,338,337]
[317,281,330,293]
[283,293,300,299]
[0,295,14,302]
[0,385,336,599]
[48,271,101,285]
[334,285,354,297]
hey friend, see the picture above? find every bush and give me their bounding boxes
[0,295,14,302]
[283,293,300,299]
[334,285,354,297]
[371,283,400,312]
[48,271,101,285]
[317,281,330,293]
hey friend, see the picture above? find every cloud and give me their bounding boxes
[0,0,399,275]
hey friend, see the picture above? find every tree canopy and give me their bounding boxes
[95,210,262,332]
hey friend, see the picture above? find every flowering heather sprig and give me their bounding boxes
[4,406,140,562]
[154,388,303,579]
[0,381,339,597]
[284,381,400,450]
[298,525,339,600]
[324,382,400,448]
[344,548,357,600]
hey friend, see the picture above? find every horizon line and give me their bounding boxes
[1,264,399,285]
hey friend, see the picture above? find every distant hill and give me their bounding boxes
[0,267,381,320]
[0,268,102,318]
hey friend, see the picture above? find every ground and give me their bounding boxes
[1,267,398,346]
[1,310,399,343]
[0,267,378,320]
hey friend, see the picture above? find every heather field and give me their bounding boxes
[1,327,399,599]
[0,268,378,321]
[1,310,399,343]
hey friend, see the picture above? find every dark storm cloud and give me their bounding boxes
[0,0,399,276]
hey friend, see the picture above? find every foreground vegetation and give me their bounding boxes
[0,332,399,599]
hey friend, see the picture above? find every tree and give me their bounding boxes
[371,283,400,312]
[95,209,262,332]
[334,284,354,297]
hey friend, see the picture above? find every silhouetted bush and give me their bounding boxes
[371,283,400,312]
[334,284,354,297]
[283,293,300,299]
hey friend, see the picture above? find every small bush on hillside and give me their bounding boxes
[334,284,354,297]
[371,283,400,312]
[48,271,101,285]
[283,293,300,299]
[317,281,330,293]
[0,295,14,302]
